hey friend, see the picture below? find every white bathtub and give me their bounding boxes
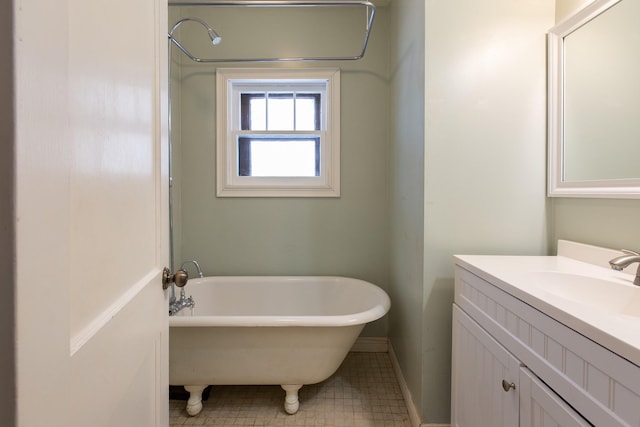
[169,276,390,416]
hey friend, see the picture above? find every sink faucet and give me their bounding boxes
[609,249,640,286]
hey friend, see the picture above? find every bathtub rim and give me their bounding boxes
[169,275,390,328]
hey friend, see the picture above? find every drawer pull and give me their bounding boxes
[501,380,516,392]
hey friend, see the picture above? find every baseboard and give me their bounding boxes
[350,336,389,352]
[351,339,450,427]
[387,342,425,427]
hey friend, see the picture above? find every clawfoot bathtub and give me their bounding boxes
[169,276,390,416]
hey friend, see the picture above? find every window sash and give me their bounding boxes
[237,136,321,177]
[240,93,321,131]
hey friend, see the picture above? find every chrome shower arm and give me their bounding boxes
[168,0,376,63]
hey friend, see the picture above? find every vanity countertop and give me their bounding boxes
[454,242,640,367]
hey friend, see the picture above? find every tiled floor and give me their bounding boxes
[169,352,412,426]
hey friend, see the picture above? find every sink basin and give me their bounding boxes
[523,271,640,318]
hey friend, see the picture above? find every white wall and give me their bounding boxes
[422,0,553,420]
[389,0,553,423]
[556,0,595,22]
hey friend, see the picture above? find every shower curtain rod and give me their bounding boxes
[167,0,376,63]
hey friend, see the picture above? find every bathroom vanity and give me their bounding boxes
[451,241,640,427]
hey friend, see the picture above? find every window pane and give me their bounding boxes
[295,97,318,131]
[238,137,320,177]
[249,96,266,130]
[267,94,294,130]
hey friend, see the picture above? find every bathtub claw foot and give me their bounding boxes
[184,385,208,416]
[281,384,302,414]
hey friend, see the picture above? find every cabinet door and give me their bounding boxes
[452,305,521,427]
[520,367,591,427]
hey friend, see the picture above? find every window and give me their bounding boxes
[216,68,340,197]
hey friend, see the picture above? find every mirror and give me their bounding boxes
[548,0,640,198]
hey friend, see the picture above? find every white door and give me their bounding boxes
[14,0,169,425]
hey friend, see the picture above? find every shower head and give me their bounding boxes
[207,28,222,45]
[169,17,222,46]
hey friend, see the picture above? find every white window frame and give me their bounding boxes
[216,68,340,197]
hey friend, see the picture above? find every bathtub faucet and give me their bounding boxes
[180,260,204,278]
[169,292,195,316]
[169,287,195,315]
[168,260,202,316]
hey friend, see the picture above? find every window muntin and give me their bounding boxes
[216,68,340,197]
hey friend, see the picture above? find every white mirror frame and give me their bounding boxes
[548,0,640,199]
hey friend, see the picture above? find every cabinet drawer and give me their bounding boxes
[455,265,640,427]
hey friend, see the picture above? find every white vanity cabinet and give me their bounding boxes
[452,259,640,427]
[452,306,589,427]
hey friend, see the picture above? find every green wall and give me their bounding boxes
[552,199,640,252]
[388,0,425,421]
[170,5,391,337]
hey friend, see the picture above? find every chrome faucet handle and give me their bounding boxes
[621,249,640,256]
